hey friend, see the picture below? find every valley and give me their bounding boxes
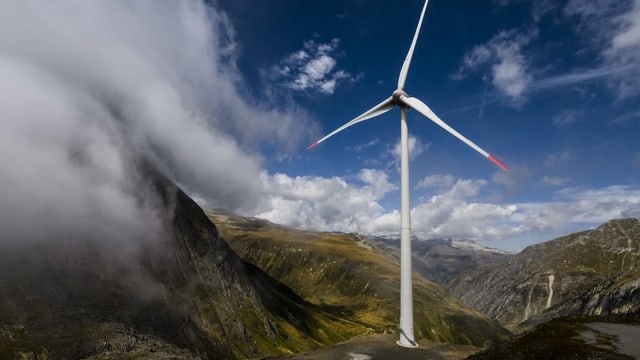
[1,179,638,359]
[205,209,510,347]
[208,209,640,359]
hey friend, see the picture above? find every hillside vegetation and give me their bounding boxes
[206,209,510,347]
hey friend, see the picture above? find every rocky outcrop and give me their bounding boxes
[447,218,640,330]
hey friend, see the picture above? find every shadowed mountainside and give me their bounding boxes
[447,218,640,331]
[0,167,362,359]
[206,209,511,348]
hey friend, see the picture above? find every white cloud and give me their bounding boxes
[454,30,534,103]
[376,178,521,239]
[607,0,640,98]
[492,59,531,100]
[346,138,380,152]
[416,174,455,190]
[255,172,523,240]
[540,176,571,186]
[0,57,157,248]
[564,0,612,18]
[305,55,336,80]
[410,182,640,241]
[253,166,640,244]
[255,169,396,232]
[0,1,318,250]
[613,108,640,123]
[531,64,640,92]
[389,135,427,162]
[268,38,359,95]
[493,0,556,22]
[610,3,640,50]
[518,185,640,231]
[452,46,491,76]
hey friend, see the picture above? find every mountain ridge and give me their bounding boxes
[446,217,640,330]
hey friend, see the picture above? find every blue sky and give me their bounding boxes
[1,0,639,252]
[212,0,640,250]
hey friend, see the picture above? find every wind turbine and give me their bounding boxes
[307,0,509,348]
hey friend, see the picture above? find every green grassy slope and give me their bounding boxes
[206,209,510,347]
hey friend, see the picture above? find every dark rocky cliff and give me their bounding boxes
[0,168,359,359]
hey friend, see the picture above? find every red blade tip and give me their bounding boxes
[307,142,319,150]
[488,155,509,171]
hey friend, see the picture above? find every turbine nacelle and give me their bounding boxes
[392,89,409,107]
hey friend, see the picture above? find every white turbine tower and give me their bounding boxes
[308,0,509,348]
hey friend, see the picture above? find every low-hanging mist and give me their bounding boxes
[0,1,316,252]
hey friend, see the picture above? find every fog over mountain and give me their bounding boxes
[0,1,317,253]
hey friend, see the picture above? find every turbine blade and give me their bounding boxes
[308,97,395,149]
[397,0,430,90]
[401,96,509,171]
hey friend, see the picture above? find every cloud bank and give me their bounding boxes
[0,1,315,248]
[254,170,640,245]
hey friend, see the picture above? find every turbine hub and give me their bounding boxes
[392,89,409,107]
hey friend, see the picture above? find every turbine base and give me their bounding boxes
[396,340,419,348]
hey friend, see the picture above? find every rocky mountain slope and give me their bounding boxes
[367,235,510,288]
[206,209,511,347]
[447,218,640,330]
[0,168,361,359]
